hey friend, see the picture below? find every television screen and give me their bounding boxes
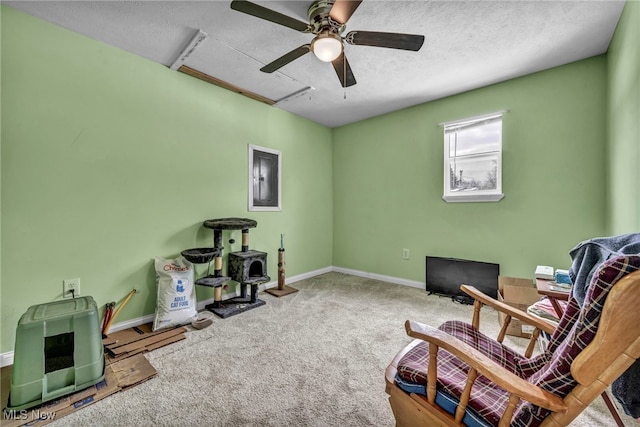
[426,256,500,301]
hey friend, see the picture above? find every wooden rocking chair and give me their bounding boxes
[385,255,640,426]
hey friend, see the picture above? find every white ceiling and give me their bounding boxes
[4,0,626,128]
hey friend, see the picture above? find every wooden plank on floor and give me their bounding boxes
[107,327,186,356]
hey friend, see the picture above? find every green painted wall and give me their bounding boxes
[607,0,640,234]
[2,3,636,356]
[0,7,333,353]
[333,57,608,282]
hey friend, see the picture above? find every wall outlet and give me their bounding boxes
[63,278,80,298]
[402,248,410,260]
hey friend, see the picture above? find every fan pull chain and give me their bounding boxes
[343,53,347,100]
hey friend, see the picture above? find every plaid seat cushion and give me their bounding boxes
[397,320,524,426]
[396,255,640,427]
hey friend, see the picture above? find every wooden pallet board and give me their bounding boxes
[104,323,187,363]
[103,323,170,347]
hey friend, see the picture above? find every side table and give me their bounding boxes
[535,279,569,318]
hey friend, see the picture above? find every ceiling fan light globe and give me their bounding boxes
[312,36,343,62]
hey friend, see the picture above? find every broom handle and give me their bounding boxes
[104,289,137,335]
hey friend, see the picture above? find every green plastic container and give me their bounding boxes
[7,296,105,411]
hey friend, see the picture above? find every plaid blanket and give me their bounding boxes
[396,254,640,427]
[569,233,640,305]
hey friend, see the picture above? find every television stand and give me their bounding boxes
[452,294,474,305]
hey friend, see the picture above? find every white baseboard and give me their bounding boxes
[332,266,424,289]
[0,352,14,369]
[0,265,415,367]
[267,266,334,288]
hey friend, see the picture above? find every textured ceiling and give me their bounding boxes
[4,0,626,128]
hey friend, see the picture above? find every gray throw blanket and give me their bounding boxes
[568,233,640,418]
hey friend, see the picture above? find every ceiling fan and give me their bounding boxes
[230,0,425,88]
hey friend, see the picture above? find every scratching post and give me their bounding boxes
[241,229,249,252]
[211,228,225,308]
[266,234,298,297]
[278,248,285,290]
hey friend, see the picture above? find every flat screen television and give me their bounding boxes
[426,256,500,302]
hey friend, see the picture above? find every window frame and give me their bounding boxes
[442,112,505,203]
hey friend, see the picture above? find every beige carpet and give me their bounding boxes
[50,272,634,426]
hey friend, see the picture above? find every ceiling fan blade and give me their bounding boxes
[345,31,425,51]
[329,0,363,25]
[230,0,310,32]
[331,52,357,88]
[260,45,311,73]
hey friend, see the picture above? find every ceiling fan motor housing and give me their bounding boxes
[308,0,344,35]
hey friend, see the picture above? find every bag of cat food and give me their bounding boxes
[153,256,197,331]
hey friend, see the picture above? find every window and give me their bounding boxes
[443,112,504,202]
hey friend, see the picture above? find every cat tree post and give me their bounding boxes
[278,248,285,289]
[266,234,298,297]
